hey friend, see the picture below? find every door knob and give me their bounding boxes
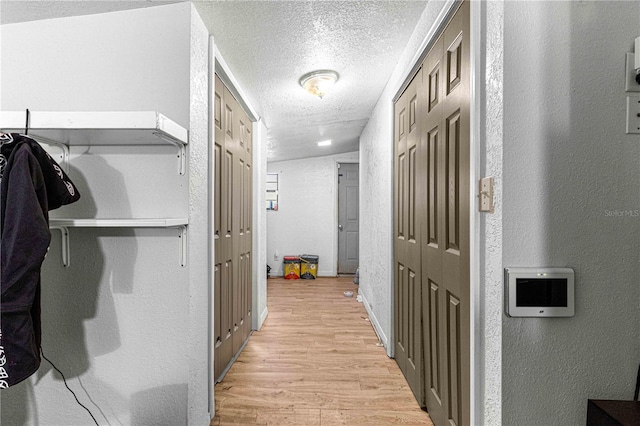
[338,224,343,230]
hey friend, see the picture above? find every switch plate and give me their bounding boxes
[626,94,640,134]
[479,176,494,213]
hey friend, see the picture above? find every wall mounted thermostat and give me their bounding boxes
[504,267,574,317]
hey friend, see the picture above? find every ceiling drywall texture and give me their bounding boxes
[0,0,183,25]
[1,0,428,163]
[196,1,428,162]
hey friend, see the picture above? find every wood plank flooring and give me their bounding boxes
[211,277,433,425]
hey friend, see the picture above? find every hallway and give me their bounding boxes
[212,277,433,425]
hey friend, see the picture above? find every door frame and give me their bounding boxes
[335,160,359,275]
[389,1,482,424]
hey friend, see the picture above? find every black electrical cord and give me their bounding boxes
[634,363,640,401]
[40,348,99,426]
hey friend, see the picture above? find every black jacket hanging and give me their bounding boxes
[0,133,80,388]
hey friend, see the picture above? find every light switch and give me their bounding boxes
[479,177,494,213]
[626,94,640,134]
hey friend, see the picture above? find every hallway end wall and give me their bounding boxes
[266,152,359,278]
[502,2,640,425]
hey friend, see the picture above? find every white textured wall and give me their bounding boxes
[266,151,359,277]
[0,4,190,128]
[254,120,269,329]
[187,4,211,424]
[502,2,640,425]
[0,3,211,424]
[478,1,504,425]
[358,0,448,352]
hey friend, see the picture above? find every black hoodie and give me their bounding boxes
[0,133,80,388]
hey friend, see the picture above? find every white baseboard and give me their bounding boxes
[358,289,388,351]
[258,307,268,330]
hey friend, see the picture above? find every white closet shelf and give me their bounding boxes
[50,218,188,228]
[0,110,188,174]
[0,111,188,145]
[49,218,188,268]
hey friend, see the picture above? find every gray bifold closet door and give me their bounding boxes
[393,1,470,425]
[214,74,253,382]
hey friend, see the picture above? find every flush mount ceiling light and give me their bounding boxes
[317,139,332,147]
[299,70,339,99]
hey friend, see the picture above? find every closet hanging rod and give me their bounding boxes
[25,108,30,135]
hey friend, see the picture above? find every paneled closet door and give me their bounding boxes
[393,71,424,405]
[214,76,253,382]
[234,102,252,351]
[420,2,470,425]
[214,75,233,381]
[240,119,252,345]
[224,86,243,356]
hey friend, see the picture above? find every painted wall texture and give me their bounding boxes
[479,1,504,424]
[0,3,211,424]
[266,151,359,277]
[187,5,211,424]
[253,119,269,329]
[502,2,640,425]
[0,5,191,128]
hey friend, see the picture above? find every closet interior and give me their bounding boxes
[0,109,191,396]
[0,110,189,264]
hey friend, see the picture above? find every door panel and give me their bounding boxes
[393,72,423,404]
[225,150,233,236]
[396,262,406,358]
[426,280,441,401]
[397,153,406,238]
[446,110,460,253]
[345,231,358,261]
[447,293,462,426]
[213,77,223,380]
[421,2,470,425]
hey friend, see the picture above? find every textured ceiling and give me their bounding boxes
[0,0,182,24]
[197,1,428,162]
[1,0,428,163]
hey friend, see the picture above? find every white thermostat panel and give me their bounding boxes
[504,267,574,317]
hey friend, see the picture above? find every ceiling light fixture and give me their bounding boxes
[299,70,339,99]
[317,140,332,147]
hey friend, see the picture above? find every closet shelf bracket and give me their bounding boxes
[176,225,188,267]
[50,226,71,267]
[31,136,70,174]
[153,131,187,175]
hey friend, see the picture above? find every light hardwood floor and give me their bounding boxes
[211,277,433,425]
